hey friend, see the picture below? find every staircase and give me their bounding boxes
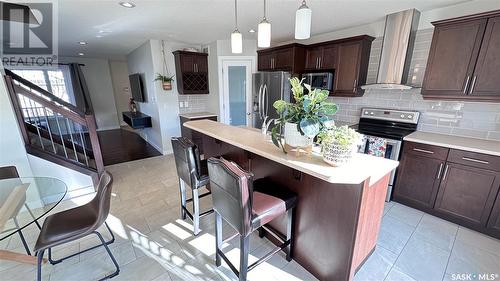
[4,69,104,182]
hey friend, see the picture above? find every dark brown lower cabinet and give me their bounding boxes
[434,163,500,229]
[393,154,443,210]
[394,140,500,239]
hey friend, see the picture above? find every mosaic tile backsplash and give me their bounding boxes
[178,94,209,114]
[329,29,500,141]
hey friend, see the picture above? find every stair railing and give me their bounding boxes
[4,71,104,176]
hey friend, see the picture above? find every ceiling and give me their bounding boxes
[51,0,471,58]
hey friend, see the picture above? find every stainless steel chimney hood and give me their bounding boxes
[362,9,420,90]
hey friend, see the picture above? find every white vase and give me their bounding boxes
[322,141,357,166]
[284,122,313,147]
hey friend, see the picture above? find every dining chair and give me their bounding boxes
[34,171,119,281]
[207,157,297,281]
[171,137,214,235]
[0,166,41,255]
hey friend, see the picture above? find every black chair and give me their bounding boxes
[207,157,297,281]
[34,171,119,281]
[171,137,213,235]
[0,166,41,255]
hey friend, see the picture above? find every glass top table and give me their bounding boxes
[0,177,67,241]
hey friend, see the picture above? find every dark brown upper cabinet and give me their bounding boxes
[332,37,373,97]
[304,44,337,71]
[173,51,209,95]
[422,10,500,101]
[257,44,305,74]
[488,190,500,237]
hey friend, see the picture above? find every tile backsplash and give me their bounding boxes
[329,29,500,141]
[178,95,208,114]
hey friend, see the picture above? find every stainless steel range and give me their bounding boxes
[354,108,420,201]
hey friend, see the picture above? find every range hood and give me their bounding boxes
[362,9,420,90]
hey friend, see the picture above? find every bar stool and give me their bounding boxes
[207,157,297,281]
[171,137,214,236]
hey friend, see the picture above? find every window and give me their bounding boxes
[12,65,75,104]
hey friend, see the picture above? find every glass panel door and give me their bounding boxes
[228,65,247,126]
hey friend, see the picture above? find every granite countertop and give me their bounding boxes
[179,112,218,119]
[404,131,500,157]
[184,120,399,185]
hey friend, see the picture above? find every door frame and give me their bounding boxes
[218,56,256,125]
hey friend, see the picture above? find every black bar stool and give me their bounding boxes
[207,157,297,281]
[171,137,214,235]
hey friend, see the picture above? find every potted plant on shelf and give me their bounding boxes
[271,77,338,155]
[318,125,362,166]
[154,73,175,91]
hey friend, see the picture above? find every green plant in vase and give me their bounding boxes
[271,77,338,153]
[154,73,175,90]
[318,125,362,166]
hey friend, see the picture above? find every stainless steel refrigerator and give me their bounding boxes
[252,71,291,130]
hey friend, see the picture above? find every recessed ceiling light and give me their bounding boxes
[78,52,84,56]
[119,1,135,8]
[249,29,256,33]
[78,41,87,45]
[96,35,103,38]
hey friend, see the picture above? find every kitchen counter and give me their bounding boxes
[183,119,397,280]
[185,120,398,185]
[404,131,500,157]
[179,112,217,119]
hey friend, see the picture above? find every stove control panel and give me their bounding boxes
[361,108,420,124]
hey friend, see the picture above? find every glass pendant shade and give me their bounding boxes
[231,30,243,54]
[258,19,271,48]
[295,1,312,40]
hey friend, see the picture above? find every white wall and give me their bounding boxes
[0,71,33,177]
[205,39,258,117]
[59,57,120,131]
[109,60,132,126]
[127,39,190,154]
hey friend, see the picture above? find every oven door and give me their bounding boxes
[359,134,402,201]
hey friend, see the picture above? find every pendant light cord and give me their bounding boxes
[263,0,267,20]
[234,0,238,30]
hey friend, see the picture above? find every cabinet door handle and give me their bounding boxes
[319,57,322,68]
[468,75,477,95]
[463,75,470,94]
[315,57,318,69]
[353,79,357,92]
[436,163,444,180]
[462,157,489,165]
[413,148,434,154]
[442,164,449,181]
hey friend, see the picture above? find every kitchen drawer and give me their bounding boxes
[403,141,449,161]
[447,149,500,172]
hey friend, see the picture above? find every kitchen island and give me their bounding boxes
[184,120,399,281]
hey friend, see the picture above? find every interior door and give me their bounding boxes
[421,19,487,97]
[469,16,500,97]
[222,60,253,126]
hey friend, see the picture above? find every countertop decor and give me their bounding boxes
[271,77,338,154]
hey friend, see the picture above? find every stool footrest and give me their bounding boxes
[185,191,211,203]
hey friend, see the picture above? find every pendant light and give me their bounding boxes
[231,0,243,54]
[295,0,312,40]
[258,0,271,48]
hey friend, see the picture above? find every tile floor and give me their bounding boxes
[1,155,499,281]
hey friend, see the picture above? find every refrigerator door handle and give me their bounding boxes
[263,84,268,118]
[258,84,264,119]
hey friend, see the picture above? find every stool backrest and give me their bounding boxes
[0,166,19,180]
[207,157,253,236]
[171,137,202,188]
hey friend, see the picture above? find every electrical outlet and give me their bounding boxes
[179,101,184,108]
[184,101,189,107]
